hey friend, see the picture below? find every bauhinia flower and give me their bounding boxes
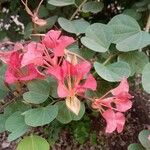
[5,51,43,84]
[92,78,133,133]
[42,30,75,56]
[21,30,75,69]
[47,60,97,115]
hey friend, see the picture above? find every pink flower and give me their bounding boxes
[92,79,133,112]
[102,109,125,133]
[47,60,97,115]
[92,79,133,133]
[47,60,97,98]
[42,30,75,56]
[5,51,43,84]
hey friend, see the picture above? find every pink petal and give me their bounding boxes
[47,66,63,81]
[42,30,61,48]
[57,81,69,98]
[82,74,97,90]
[111,78,129,96]
[54,36,75,56]
[5,69,18,84]
[20,64,44,81]
[102,109,117,133]
[115,112,125,133]
[115,98,132,112]
[21,42,44,67]
[75,61,91,76]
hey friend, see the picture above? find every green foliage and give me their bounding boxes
[58,18,90,34]
[138,130,150,149]
[142,63,150,94]
[118,51,149,75]
[17,135,49,150]
[5,111,29,141]
[81,23,113,53]
[56,101,85,124]
[82,1,104,13]
[23,105,58,127]
[23,80,50,104]
[109,14,150,51]
[94,61,131,82]
[48,0,75,6]
[0,114,6,133]
[128,130,150,150]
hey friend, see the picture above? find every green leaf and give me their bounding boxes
[24,23,32,39]
[116,31,150,52]
[0,114,6,133]
[71,102,85,121]
[142,63,150,93]
[82,1,104,13]
[56,101,85,124]
[37,16,58,32]
[138,130,150,149]
[81,23,113,53]
[17,135,49,150]
[109,14,150,51]
[123,9,142,20]
[128,143,145,150]
[94,61,131,82]
[23,80,50,104]
[0,31,7,40]
[23,105,58,127]
[48,0,75,6]
[5,111,29,141]
[39,5,49,18]
[108,14,141,43]
[56,101,72,124]
[47,77,58,98]
[4,101,31,117]
[118,51,149,75]
[58,18,90,34]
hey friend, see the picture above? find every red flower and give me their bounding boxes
[5,51,43,84]
[42,30,75,56]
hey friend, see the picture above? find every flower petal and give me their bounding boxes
[111,78,129,96]
[82,74,97,90]
[66,96,81,115]
[57,81,69,98]
[115,112,125,133]
[102,109,117,133]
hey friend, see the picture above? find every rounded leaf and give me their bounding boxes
[94,61,131,82]
[128,143,145,150]
[82,1,104,13]
[48,0,75,6]
[58,18,90,34]
[118,51,148,75]
[17,135,49,150]
[24,105,58,127]
[138,130,150,149]
[81,23,113,53]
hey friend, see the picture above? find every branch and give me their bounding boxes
[69,0,87,21]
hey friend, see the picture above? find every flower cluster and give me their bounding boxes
[92,79,133,133]
[0,30,133,133]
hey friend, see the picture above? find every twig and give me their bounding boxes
[69,0,87,21]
